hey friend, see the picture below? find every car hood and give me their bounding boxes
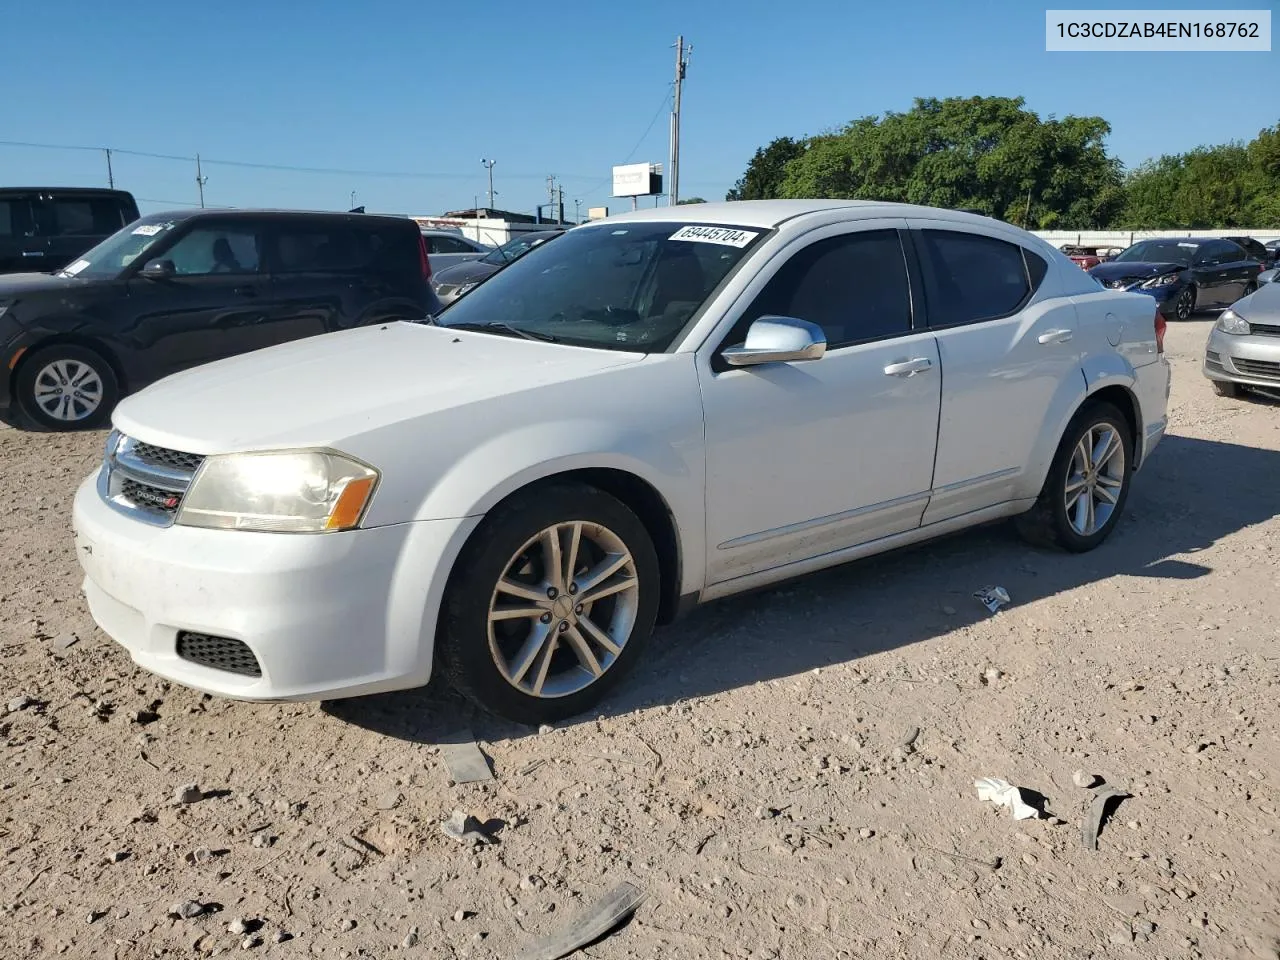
[1089,261,1185,282]
[433,260,499,286]
[1232,280,1280,328]
[111,321,644,454]
[0,272,87,298]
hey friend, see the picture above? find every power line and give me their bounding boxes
[571,89,675,204]
[0,138,600,183]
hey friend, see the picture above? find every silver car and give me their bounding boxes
[1204,280,1280,397]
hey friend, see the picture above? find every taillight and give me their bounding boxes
[418,234,432,282]
[1154,310,1167,354]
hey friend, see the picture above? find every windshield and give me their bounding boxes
[58,216,182,280]
[436,222,765,351]
[1114,239,1198,266]
[480,232,555,266]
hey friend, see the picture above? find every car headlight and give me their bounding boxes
[176,450,379,533]
[455,282,478,297]
[1140,273,1179,289]
[1215,309,1251,336]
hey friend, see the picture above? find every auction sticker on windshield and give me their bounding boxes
[63,259,90,276]
[669,225,759,247]
[131,224,169,236]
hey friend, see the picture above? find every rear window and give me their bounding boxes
[33,196,133,237]
[271,222,413,275]
[918,230,1035,327]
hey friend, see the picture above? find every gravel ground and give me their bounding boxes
[2,319,1278,960]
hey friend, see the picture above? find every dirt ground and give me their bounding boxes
[2,318,1278,960]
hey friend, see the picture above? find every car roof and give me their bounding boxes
[597,199,1007,230]
[138,208,415,227]
[0,187,135,198]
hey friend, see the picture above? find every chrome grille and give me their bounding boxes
[176,632,262,678]
[98,433,202,527]
[1233,358,1280,381]
[132,441,205,474]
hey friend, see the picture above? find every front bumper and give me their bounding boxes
[71,472,479,701]
[1203,327,1280,389]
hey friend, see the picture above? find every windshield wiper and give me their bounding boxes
[445,321,559,343]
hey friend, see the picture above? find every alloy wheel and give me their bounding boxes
[1175,288,1194,320]
[487,521,640,698]
[31,359,104,422]
[1063,423,1126,537]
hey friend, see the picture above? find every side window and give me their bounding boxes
[32,198,131,237]
[918,230,1032,327]
[272,226,384,274]
[430,235,473,254]
[731,230,912,350]
[1216,241,1245,264]
[152,225,262,276]
[0,200,21,238]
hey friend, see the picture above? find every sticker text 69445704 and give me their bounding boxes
[669,225,759,248]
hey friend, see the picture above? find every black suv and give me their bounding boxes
[1,187,141,275]
[0,209,436,429]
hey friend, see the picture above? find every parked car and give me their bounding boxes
[1089,237,1261,320]
[1258,268,1277,286]
[0,187,140,275]
[420,229,491,274]
[1223,235,1277,269]
[1060,244,1122,270]
[71,200,1170,725]
[0,209,435,430]
[1203,279,1280,398]
[432,229,564,306]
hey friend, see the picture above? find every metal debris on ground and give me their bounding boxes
[973,586,1011,613]
[439,730,494,784]
[516,880,645,960]
[440,809,497,846]
[1082,784,1131,851]
[974,776,1041,821]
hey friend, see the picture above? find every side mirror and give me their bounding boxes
[140,259,175,279]
[721,316,826,367]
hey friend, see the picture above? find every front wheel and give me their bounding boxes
[15,344,119,431]
[1173,286,1196,321]
[1016,401,1134,552]
[438,483,660,725]
[1212,380,1242,398]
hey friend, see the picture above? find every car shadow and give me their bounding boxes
[323,434,1280,743]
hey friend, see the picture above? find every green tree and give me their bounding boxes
[676,197,707,204]
[725,137,805,200]
[770,97,1122,229]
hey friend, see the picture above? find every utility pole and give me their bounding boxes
[350,190,357,209]
[574,199,581,223]
[195,154,208,208]
[556,185,564,224]
[104,149,114,189]
[480,158,496,209]
[669,35,690,206]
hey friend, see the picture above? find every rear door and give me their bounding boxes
[0,194,40,274]
[907,223,1081,525]
[121,220,274,380]
[32,193,136,270]
[263,220,414,341]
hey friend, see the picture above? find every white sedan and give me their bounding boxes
[71,201,1171,725]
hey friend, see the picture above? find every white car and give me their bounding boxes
[71,201,1171,725]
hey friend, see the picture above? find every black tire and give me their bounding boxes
[1173,286,1196,320]
[15,344,119,431]
[1242,281,1258,297]
[1212,380,1242,399]
[438,483,660,725]
[1016,401,1135,553]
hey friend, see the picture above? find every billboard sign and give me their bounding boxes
[612,162,663,198]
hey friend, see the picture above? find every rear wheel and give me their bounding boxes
[16,344,119,431]
[439,483,660,725]
[1212,380,1242,398]
[1016,401,1134,552]
[1173,286,1196,320]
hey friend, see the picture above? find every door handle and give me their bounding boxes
[234,286,258,297]
[21,251,45,258]
[883,357,933,377]
[1037,329,1073,344]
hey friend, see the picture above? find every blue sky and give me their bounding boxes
[3,0,1275,217]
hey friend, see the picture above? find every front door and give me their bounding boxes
[700,223,941,585]
[906,222,1084,524]
[121,221,276,381]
